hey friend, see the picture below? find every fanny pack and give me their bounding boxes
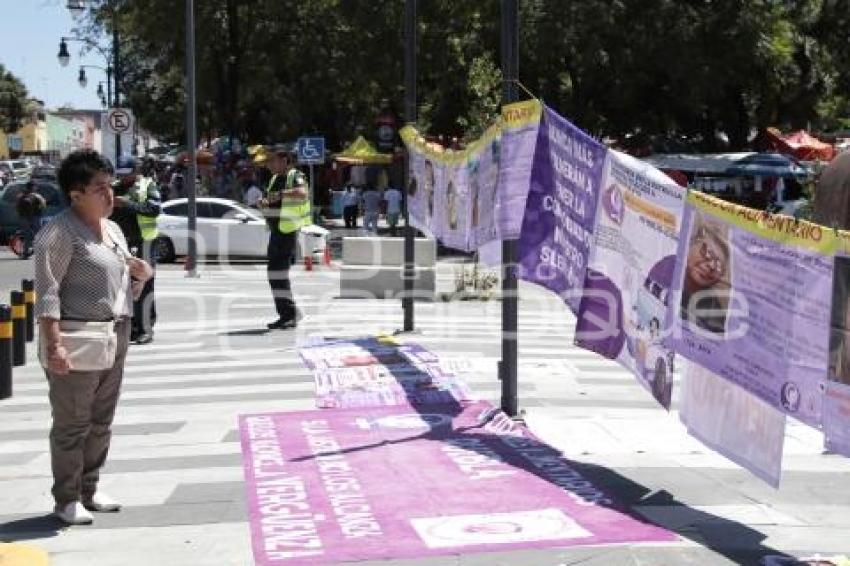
[39,224,130,372]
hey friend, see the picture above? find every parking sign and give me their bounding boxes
[297,137,325,165]
[106,108,134,135]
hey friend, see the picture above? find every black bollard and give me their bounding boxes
[0,305,12,399]
[22,279,35,342]
[11,291,26,367]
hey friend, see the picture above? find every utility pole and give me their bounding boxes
[500,0,519,417]
[402,0,417,332]
[185,0,198,277]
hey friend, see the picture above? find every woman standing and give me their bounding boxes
[35,149,153,525]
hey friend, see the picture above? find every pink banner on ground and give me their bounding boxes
[300,338,476,409]
[239,401,675,565]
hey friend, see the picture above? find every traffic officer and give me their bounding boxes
[111,157,162,344]
[261,146,310,330]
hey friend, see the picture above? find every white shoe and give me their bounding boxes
[54,501,94,525]
[82,492,122,513]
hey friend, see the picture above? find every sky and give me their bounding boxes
[0,0,111,110]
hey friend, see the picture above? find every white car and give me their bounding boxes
[154,197,269,262]
[0,160,32,181]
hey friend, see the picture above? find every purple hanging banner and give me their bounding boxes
[515,104,607,312]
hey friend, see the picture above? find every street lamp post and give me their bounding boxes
[58,1,122,165]
[78,65,112,105]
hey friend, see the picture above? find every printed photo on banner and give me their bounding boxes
[825,254,850,457]
[401,124,501,251]
[575,150,685,409]
[668,192,834,429]
[517,104,607,312]
[679,211,733,337]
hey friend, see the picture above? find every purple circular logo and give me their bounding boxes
[603,183,625,225]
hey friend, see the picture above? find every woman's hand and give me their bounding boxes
[127,257,153,283]
[47,343,71,375]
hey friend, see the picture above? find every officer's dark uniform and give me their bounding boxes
[110,162,162,343]
[263,151,310,329]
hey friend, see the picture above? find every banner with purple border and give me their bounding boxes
[667,192,840,428]
[575,150,685,409]
[516,104,607,312]
[239,401,676,565]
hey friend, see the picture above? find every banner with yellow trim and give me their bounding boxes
[667,191,843,428]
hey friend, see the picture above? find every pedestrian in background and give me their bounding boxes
[362,185,382,233]
[35,149,153,525]
[384,184,403,236]
[242,176,263,208]
[342,185,359,228]
[15,180,47,255]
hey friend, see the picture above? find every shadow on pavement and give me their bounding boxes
[0,514,65,542]
[292,337,793,566]
[220,328,272,337]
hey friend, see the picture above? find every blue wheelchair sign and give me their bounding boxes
[297,137,325,165]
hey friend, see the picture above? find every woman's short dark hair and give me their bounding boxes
[57,149,114,198]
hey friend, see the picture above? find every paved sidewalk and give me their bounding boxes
[0,254,848,565]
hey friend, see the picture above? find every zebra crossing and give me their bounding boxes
[0,262,848,565]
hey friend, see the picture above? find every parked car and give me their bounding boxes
[154,197,269,262]
[0,160,33,181]
[0,181,67,243]
[30,165,57,182]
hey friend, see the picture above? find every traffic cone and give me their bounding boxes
[323,246,332,266]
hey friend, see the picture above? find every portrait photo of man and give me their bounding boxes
[680,213,732,336]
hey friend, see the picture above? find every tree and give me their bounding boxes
[0,63,28,133]
[74,1,850,150]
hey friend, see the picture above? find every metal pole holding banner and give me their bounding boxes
[500,0,519,417]
[185,0,199,277]
[402,0,417,332]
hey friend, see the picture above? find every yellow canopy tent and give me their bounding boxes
[335,136,393,165]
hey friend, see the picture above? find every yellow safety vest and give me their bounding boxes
[277,169,311,234]
[132,176,159,241]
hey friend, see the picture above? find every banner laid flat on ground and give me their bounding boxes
[517,103,607,313]
[681,361,786,487]
[239,401,676,565]
[668,191,837,429]
[575,150,685,409]
[299,338,475,409]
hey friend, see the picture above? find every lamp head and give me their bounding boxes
[58,39,71,67]
[67,0,86,19]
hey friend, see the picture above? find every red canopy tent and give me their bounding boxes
[754,127,835,162]
[782,130,836,161]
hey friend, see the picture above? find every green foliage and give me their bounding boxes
[75,1,850,148]
[0,63,28,133]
